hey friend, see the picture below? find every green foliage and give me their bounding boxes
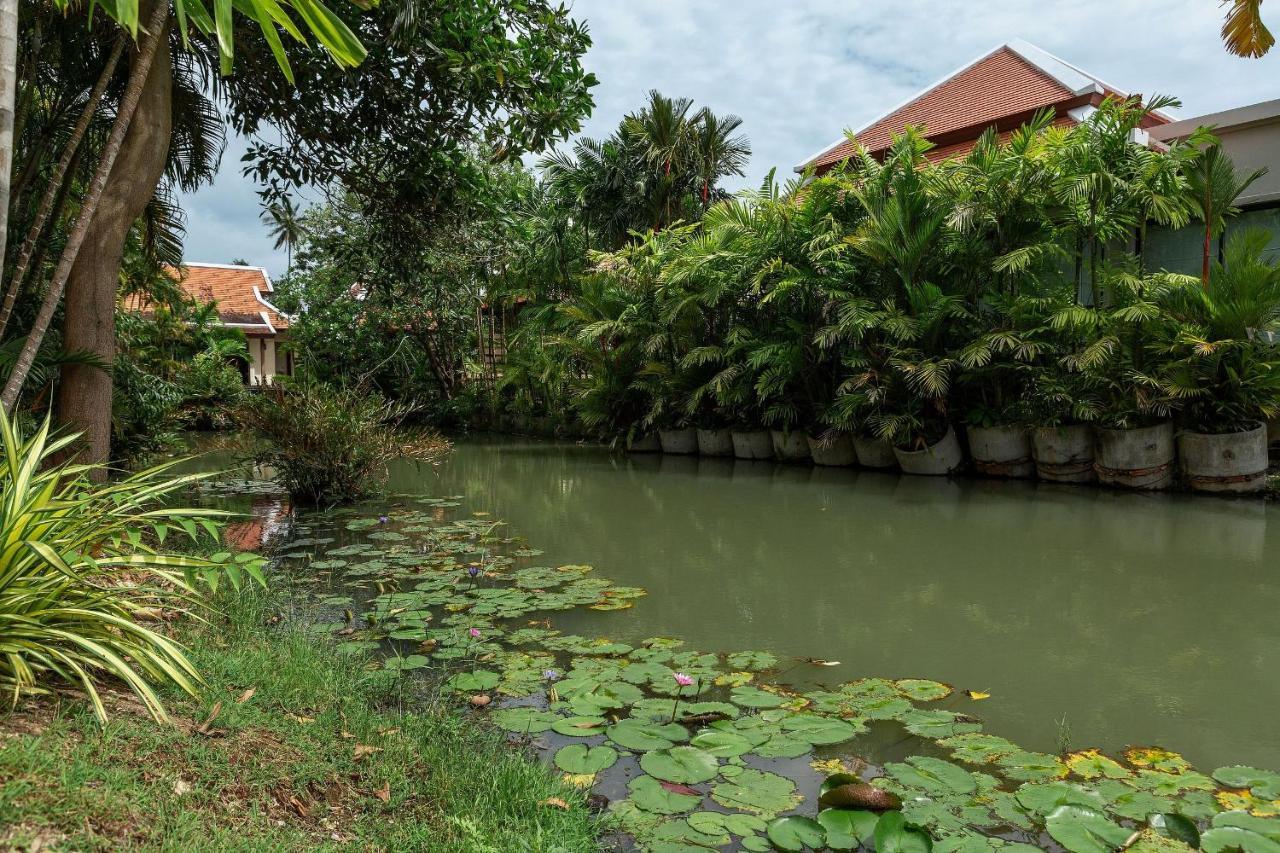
[0,410,263,723]
[239,379,450,505]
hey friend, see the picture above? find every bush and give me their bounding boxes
[0,410,263,722]
[239,379,450,506]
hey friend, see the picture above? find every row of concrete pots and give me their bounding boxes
[633,421,1271,494]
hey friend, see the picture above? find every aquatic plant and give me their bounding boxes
[239,378,450,505]
[268,497,1280,852]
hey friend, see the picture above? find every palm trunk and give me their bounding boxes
[0,1,168,414]
[0,0,21,281]
[1201,221,1212,288]
[0,37,125,339]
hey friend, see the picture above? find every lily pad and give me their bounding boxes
[1045,805,1132,853]
[553,743,617,774]
[730,685,786,709]
[819,809,880,851]
[690,729,754,758]
[687,811,767,837]
[627,775,703,815]
[551,716,608,737]
[492,707,558,734]
[875,811,933,853]
[895,678,952,702]
[640,746,720,784]
[711,768,801,814]
[726,650,779,671]
[766,815,826,851]
[607,719,690,752]
[444,669,499,692]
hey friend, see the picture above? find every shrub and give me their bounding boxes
[0,410,263,722]
[239,379,450,506]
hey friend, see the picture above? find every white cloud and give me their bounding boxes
[182,0,1280,274]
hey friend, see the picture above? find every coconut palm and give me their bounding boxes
[265,196,303,274]
[1221,0,1274,57]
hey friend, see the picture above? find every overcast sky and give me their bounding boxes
[178,0,1280,278]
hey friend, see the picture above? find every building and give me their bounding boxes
[1148,99,1280,271]
[795,39,1170,174]
[133,262,294,385]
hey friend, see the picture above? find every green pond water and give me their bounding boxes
[189,434,1280,772]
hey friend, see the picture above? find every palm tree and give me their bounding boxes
[690,107,750,211]
[1221,0,1274,57]
[0,0,17,281]
[1185,143,1267,288]
[264,196,303,274]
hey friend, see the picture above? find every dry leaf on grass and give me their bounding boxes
[541,797,570,810]
[372,781,391,803]
[235,687,257,704]
[353,744,382,761]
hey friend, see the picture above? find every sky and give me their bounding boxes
[178,0,1280,278]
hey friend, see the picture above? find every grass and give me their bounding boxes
[0,588,600,851]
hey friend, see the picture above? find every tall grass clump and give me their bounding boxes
[240,379,450,506]
[0,410,261,722]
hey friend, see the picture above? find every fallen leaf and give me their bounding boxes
[173,778,192,796]
[353,744,382,761]
[469,695,492,708]
[288,795,309,818]
[373,781,390,803]
[542,797,570,810]
[965,689,991,700]
[195,701,222,735]
[378,726,400,736]
[659,781,702,796]
[235,687,257,704]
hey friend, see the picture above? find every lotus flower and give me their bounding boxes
[673,672,694,687]
[469,628,481,639]
[543,669,560,682]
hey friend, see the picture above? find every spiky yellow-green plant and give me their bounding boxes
[0,411,263,722]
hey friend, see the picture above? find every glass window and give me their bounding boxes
[1227,207,1280,264]
[1144,221,1203,276]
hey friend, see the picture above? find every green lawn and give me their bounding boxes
[0,590,600,852]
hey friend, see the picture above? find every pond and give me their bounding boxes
[422,435,1280,774]
[190,433,1280,772]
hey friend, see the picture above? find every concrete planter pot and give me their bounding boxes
[893,426,964,476]
[628,432,661,453]
[1095,422,1175,490]
[696,428,734,457]
[771,429,811,462]
[1032,425,1096,484]
[731,429,774,460]
[853,434,898,469]
[807,432,857,466]
[1178,423,1269,494]
[658,427,698,455]
[966,425,1034,479]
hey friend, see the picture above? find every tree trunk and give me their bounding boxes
[0,1,168,418]
[0,0,20,278]
[0,37,125,339]
[58,9,172,470]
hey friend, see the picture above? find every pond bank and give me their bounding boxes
[0,587,599,851]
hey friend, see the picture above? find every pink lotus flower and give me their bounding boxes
[673,672,694,687]
[469,628,481,638]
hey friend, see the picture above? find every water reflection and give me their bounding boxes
[388,435,1280,769]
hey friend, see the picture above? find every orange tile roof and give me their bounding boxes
[799,40,1166,173]
[126,263,289,334]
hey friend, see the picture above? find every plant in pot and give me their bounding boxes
[1082,266,1186,489]
[955,292,1054,478]
[869,283,970,475]
[1162,229,1280,493]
